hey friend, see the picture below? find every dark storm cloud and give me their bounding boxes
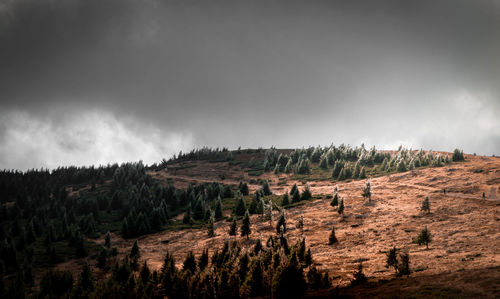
[0,0,499,169]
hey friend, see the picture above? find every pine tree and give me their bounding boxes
[207,216,215,238]
[292,188,301,203]
[351,262,367,285]
[330,191,338,207]
[301,184,312,201]
[416,226,432,249]
[452,149,465,161]
[296,214,304,233]
[239,182,249,196]
[131,240,140,259]
[361,180,371,202]
[253,238,263,255]
[215,197,224,219]
[183,251,196,273]
[276,213,286,235]
[241,210,251,239]
[140,261,151,284]
[329,226,338,244]
[262,180,272,196]
[359,167,366,179]
[421,196,430,213]
[235,195,247,216]
[338,198,344,216]
[385,247,398,274]
[290,183,298,196]
[78,262,94,291]
[182,206,192,224]
[281,192,290,206]
[198,249,209,271]
[397,252,411,277]
[105,231,111,249]
[229,218,237,236]
[319,156,328,169]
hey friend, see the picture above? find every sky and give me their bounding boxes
[0,0,499,170]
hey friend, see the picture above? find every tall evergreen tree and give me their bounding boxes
[338,198,344,216]
[385,247,398,274]
[328,226,338,244]
[421,196,430,213]
[229,218,237,236]
[361,180,371,202]
[281,192,289,206]
[276,213,286,235]
[416,226,432,249]
[301,184,312,201]
[241,210,251,239]
[215,197,224,219]
[235,195,247,217]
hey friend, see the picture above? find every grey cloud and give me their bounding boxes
[0,0,499,169]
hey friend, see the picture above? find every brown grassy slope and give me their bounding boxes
[98,154,500,296]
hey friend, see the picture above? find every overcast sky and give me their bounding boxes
[1,0,499,170]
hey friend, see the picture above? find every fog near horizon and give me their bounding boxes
[1,0,499,170]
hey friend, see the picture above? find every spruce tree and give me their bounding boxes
[105,231,111,249]
[359,167,366,179]
[292,188,301,203]
[229,218,237,236]
[351,262,367,285]
[385,247,398,274]
[416,226,432,249]
[239,182,249,196]
[241,210,251,239]
[329,226,338,244]
[338,198,344,216]
[235,195,247,217]
[421,196,430,214]
[215,197,224,219]
[397,252,410,277]
[140,261,151,284]
[207,216,215,238]
[301,184,312,201]
[276,213,286,235]
[330,191,338,207]
[131,240,140,259]
[281,192,290,206]
[361,180,371,202]
[262,180,272,196]
[198,249,209,271]
[183,251,196,273]
[78,262,94,291]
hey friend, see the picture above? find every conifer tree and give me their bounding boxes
[262,180,272,196]
[131,240,140,259]
[276,213,286,235]
[329,226,338,244]
[319,156,328,169]
[296,214,304,233]
[292,188,301,203]
[362,180,371,202]
[281,192,289,206]
[207,216,215,238]
[351,262,367,285]
[183,206,192,224]
[416,226,432,249]
[421,196,430,214]
[105,231,111,249]
[338,198,344,216]
[140,261,150,284]
[183,251,196,273]
[385,247,398,274]
[359,167,366,179]
[239,182,249,196]
[78,262,94,292]
[397,252,411,277]
[330,191,339,207]
[235,195,247,216]
[229,218,237,236]
[301,184,312,201]
[290,184,298,196]
[241,210,251,239]
[198,249,209,271]
[215,197,224,219]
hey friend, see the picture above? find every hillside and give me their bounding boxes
[1,146,499,298]
[114,152,500,297]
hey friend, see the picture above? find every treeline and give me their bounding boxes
[263,145,463,180]
[27,236,331,299]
